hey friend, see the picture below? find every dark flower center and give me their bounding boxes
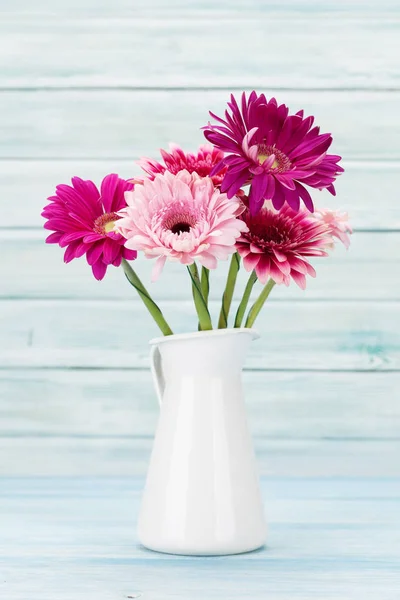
[243,210,301,250]
[257,144,291,173]
[93,212,119,235]
[170,222,192,234]
[162,209,197,235]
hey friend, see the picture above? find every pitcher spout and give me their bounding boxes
[150,327,259,376]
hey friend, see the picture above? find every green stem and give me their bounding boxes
[187,263,213,331]
[122,259,173,336]
[234,271,258,328]
[245,279,276,329]
[200,267,210,306]
[218,253,241,329]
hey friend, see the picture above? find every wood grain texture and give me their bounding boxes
[1,0,399,595]
[2,17,399,89]
[1,370,398,440]
[1,160,398,229]
[1,300,398,370]
[2,231,397,301]
[3,0,400,17]
[1,437,400,477]
[0,90,399,159]
[1,477,400,600]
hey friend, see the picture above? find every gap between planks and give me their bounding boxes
[2,86,400,92]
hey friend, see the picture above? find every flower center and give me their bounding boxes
[162,208,197,235]
[253,223,289,244]
[257,144,291,173]
[93,212,119,235]
[170,222,192,234]
[243,211,300,249]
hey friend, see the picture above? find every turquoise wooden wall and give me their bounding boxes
[1,2,400,598]
[1,0,399,477]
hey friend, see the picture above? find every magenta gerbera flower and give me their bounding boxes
[236,205,339,289]
[116,170,247,281]
[203,91,344,215]
[135,143,228,186]
[42,174,137,280]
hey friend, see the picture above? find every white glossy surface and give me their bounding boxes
[139,329,266,555]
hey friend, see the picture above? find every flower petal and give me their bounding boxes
[100,173,119,213]
[255,256,271,284]
[248,172,269,215]
[243,253,261,271]
[290,269,307,289]
[103,238,120,264]
[271,182,286,210]
[45,232,63,244]
[86,241,104,266]
[92,259,108,281]
[151,255,167,282]
[295,182,314,212]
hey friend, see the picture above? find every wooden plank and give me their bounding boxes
[1,231,397,301]
[0,299,398,370]
[1,370,399,440]
[4,476,400,500]
[3,556,399,600]
[0,436,399,477]
[1,160,397,230]
[4,0,400,18]
[1,477,399,598]
[2,17,400,89]
[0,90,399,160]
[1,159,396,230]
[3,561,400,600]
[2,478,400,538]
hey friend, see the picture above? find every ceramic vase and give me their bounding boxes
[138,328,266,555]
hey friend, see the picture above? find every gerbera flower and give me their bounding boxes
[135,143,227,186]
[315,208,353,250]
[236,205,337,289]
[42,174,137,280]
[203,91,344,215]
[116,170,247,281]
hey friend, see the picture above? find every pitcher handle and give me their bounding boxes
[150,345,165,406]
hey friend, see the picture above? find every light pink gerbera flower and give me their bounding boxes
[135,143,227,186]
[315,209,353,249]
[116,170,248,281]
[236,205,337,289]
[42,174,137,280]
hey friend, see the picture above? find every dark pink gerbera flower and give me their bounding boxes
[42,174,137,280]
[203,91,344,215]
[236,204,341,289]
[135,143,228,186]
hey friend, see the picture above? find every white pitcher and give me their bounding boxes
[138,328,267,556]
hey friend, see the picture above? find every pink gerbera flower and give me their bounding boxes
[315,208,353,250]
[135,143,227,186]
[116,170,247,281]
[42,174,137,280]
[203,91,344,215]
[236,205,337,289]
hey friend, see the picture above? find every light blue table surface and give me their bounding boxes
[1,0,400,597]
[2,476,400,599]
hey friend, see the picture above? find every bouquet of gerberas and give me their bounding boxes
[42,91,351,334]
[42,91,353,556]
